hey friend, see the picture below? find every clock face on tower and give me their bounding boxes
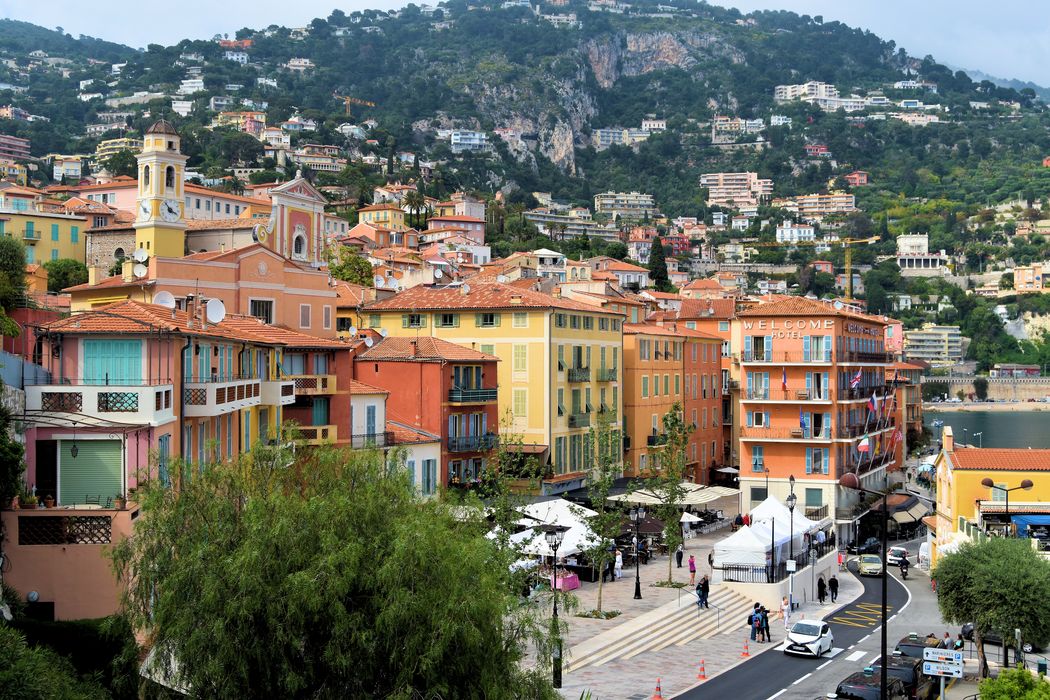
[161,199,181,223]
[138,200,151,221]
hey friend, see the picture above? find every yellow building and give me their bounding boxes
[96,136,144,161]
[133,120,189,258]
[931,426,1050,566]
[0,159,27,185]
[357,203,408,232]
[0,210,87,264]
[361,282,624,493]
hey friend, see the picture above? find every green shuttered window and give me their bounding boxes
[59,440,122,506]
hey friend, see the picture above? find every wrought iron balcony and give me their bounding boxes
[22,228,39,241]
[286,374,337,395]
[349,431,395,449]
[568,413,591,428]
[647,433,668,447]
[567,367,591,383]
[25,382,174,426]
[448,387,498,403]
[447,434,499,452]
[596,368,618,382]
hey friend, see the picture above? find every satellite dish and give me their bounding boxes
[364,336,374,348]
[131,248,149,263]
[496,274,508,283]
[132,263,148,279]
[434,268,443,279]
[374,275,385,288]
[205,298,227,324]
[460,284,471,295]
[347,325,357,336]
[834,300,844,310]
[379,328,388,338]
[153,290,176,309]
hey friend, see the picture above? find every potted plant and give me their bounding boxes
[114,494,126,510]
[20,494,38,509]
[43,495,54,509]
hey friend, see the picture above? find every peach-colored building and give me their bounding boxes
[71,177,271,221]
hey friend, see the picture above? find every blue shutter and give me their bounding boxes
[805,448,812,474]
[764,412,770,427]
[744,335,752,360]
[803,336,811,362]
[824,412,832,439]
[482,412,488,435]
[765,336,772,361]
[448,415,456,438]
[746,411,753,427]
[747,372,753,398]
[822,449,830,474]
[824,335,832,361]
[806,373,812,396]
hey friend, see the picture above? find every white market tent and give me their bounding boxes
[608,482,739,507]
[711,524,791,567]
[712,497,830,572]
[507,498,600,558]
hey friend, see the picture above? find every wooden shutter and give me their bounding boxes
[59,439,121,505]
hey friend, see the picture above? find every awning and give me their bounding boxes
[608,482,739,506]
[716,467,740,474]
[892,501,929,525]
[922,515,937,531]
[504,443,548,454]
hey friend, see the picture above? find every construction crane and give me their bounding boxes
[745,235,880,302]
[333,94,376,118]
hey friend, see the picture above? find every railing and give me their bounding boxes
[740,426,832,440]
[840,351,894,364]
[448,434,498,452]
[720,539,836,584]
[741,351,832,363]
[744,388,831,401]
[623,435,631,451]
[567,367,591,383]
[597,368,618,382]
[298,424,336,444]
[568,413,591,428]
[836,421,895,439]
[287,374,337,395]
[17,514,112,545]
[184,378,261,416]
[837,386,895,401]
[22,228,40,240]
[647,433,668,447]
[26,384,174,426]
[804,504,830,520]
[448,387,498,402]
[349,431,395,449]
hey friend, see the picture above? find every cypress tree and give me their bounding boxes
[648,236,671,291]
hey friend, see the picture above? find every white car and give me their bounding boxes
[784,620,834,657]
[886,546,909,567]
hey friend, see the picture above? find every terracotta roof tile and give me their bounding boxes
[363,281,624,315]
[426,214,485,223]
[683,278,723,290]
[42,300,225,338]
[218,315,349,349]
[623,322,721,340]
[63,275,150,293]
[356,336,499,362]
[677,298,736,320]
[736,295,886,324]
[604,260,649,272]
[346,379,388,395]
[950,447,1050,471]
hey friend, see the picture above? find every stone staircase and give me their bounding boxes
[565,586,755,672]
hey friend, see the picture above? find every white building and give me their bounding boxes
[775,221,817,244]
[257,77,278,89]
[770,115,792,127]
[171,100,193,117]
[224,51,249,64]
[284,58,315,72]
[641,118,666,131]
[774,81,838,103]
[449,130,489,153]
[896,233,950,277]
[178,78,205,95]
[700,171,773,209]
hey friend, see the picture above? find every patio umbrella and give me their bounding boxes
[716,467,740,474]
[680,512,703,523]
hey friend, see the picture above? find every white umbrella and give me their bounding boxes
[680,512,702,523]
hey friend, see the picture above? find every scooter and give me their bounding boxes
[899,561,909,580]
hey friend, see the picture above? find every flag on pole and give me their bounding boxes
[800,406,807,432]
[850,368,862,389]
[868,391,878,415]
[857,434,871,453]
[782,366,788,392]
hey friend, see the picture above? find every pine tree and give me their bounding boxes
[648,236,671,291]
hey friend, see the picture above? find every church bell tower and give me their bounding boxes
[133,119,188,258]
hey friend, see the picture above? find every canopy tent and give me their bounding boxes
[608,482,739,507]
[510,524,599,558]
[710,524,794,567]
[499,497,601,558]
[680,512,702,523]
[515,497,596,528]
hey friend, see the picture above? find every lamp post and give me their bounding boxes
[974,432,983,448]
[980,478,1034,535]
[787,475,797,606]
[630,506,646,600]
[543,525,566,689]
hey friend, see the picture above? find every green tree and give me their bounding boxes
[1000,272,1014,290]
[648,236,670,292]
[933,538,1050,677]
[101,149,138,178]
[973,377,989,401]
[646,402,689,584]
[403,189,427,228]
[327,247,374,287]
[42,258,88,293]
[581,416,626,615]
[979,666,1050,699]
[0,625,107,699]
[111,444,558,699]
[0,387,26,508]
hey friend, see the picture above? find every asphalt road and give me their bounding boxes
[676,559,910,700]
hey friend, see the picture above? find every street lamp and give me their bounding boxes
[543,525,566,689]
[787,475,797,606]
[629,506,646,600]
[974,432,983,448]
[980,478,1034,535]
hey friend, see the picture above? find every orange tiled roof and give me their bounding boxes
[387,418,440,445]
[218,314,349,349]
[427,214,484,223]
[334,280,368,306]
[357,336,499,363]
[644,291,682,301]
[63,275,151,293]
[624,322,721,341]
[949,447,1050,471]
[604,260,649,272]
[42,300,225,338]
[736,295,885,324]
[346,379,388,395]
[677,298,736,320]
[358,203,404,213]
[683,278,723,290]
[363,281,625,315]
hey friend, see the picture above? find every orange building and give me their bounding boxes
[734,297,902,539]
[622,323,723,482]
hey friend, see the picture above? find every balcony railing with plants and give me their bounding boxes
[349,431,395,449]
[567,367,591,383]
[596,368,618,381]
[568,413,590,428]
[447,434,499,452]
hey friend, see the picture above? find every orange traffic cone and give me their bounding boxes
[741,637,750,657]
[697,658,707,680]
[651,677,665,700]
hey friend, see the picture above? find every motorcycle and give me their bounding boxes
[899,561,909,580]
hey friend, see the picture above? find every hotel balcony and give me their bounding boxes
[739,426,833,440]
[838,386,896,401]
[448,434,499,452]
[260,379,296,406]
[596,368,618,382]
[568,412,591,428]
[448,387,498,403]
[26,382,175,427]
[742,388,832,402]
[287,374,337,395]
[741,351,832,364]
[184,378,261,417]
[567,367,591,383]
[298,424,337,445]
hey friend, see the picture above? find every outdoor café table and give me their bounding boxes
[555,572,580,591]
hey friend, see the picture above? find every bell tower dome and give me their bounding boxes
[133,120,189,258]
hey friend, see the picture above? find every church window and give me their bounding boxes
[293,234,307,259]
[143,165,150,187]
[165,166,175,188]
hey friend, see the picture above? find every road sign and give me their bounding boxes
[786,560,797,572]
[923,661,963,678]
[923,648,964,665]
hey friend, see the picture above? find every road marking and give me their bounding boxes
[868,653,882,665]
[793,673,812,685]
[859,634,870,643]
[845,650,866,662]
[765,690,787,700]
[830,602,891,628]
[873,625,882,632]
[827,647,844,658]
[847,644,855,650]
[818,660,833,670]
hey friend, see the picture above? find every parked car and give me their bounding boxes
[784,620,834,657]
[961,623,1044,653]
[828,669,909,700]
[894,633,946,659]
[858,554,883,577]
[886,546,910,567]
[872,655,937,700]
[848,537,882,555]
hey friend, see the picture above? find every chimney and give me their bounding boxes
[409,339,417,357]
[88,265,99,286]
[942,425,954,452]
[552,286,561,298]
[510,294,523,305]
[121,260,134,283]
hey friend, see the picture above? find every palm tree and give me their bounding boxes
[404,190,425,229]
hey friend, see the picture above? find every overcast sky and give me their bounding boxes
[1,0,1047,85]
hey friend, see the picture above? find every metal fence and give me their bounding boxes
[0,349,49,389]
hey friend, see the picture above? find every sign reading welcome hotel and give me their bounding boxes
[742,318,835,339]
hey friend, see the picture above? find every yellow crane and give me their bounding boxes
[333,94,376,118]
[746,235,879,301]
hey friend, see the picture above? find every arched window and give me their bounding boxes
[142,165,150,187]
[165,166,175,188]
[114,247,125,261]
[292,234,306,259]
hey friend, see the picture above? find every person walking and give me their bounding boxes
[614,548,623,580]
[817,576,827,605]
[828,574,839,603]
[688,554,697,585]
[781,595,791,632]
[698,575,710,609]
[676,543,684,569]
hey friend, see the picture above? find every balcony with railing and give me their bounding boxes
[22,228,40,241]
[287,374,337,395]
[741,350,832,364]
[260,379,296,407]
[568,412,591,428]
[349,431,396,449]
[448,387,498,403]
[448,434,499,452]
[837,386,895,401]
[184,377,261,417]
[835,421,895,439]
[567,367,591,383]
[739,425,833,440]
[298,424,337,444]
[647,433,668,447]
[839,350,894,364]
[596,368,618,382]
[26,381,175,426]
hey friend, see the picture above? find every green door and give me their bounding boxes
[83,339,142,385]
[59,440,122,506]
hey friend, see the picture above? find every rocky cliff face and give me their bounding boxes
[585,29,745,89]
